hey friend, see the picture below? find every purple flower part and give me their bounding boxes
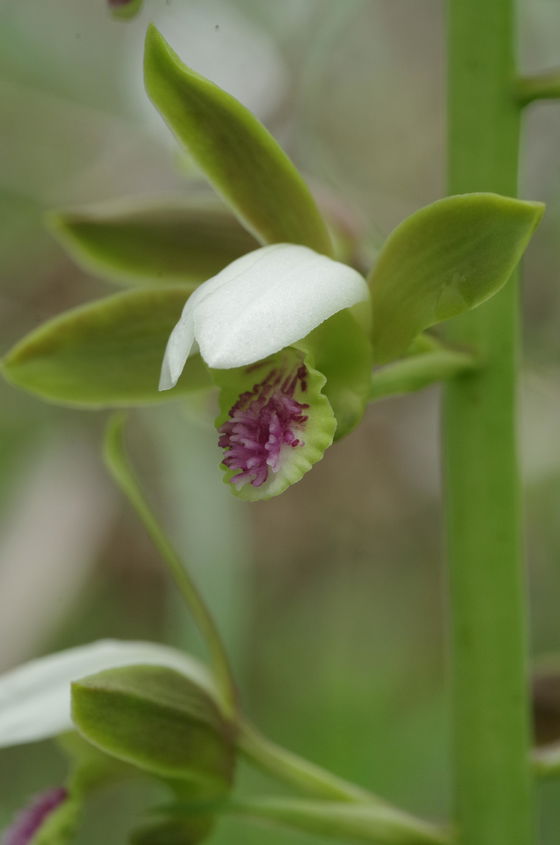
[218,365,309,489]
[3,788,68,845]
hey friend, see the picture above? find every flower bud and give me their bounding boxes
[71,665,236,796]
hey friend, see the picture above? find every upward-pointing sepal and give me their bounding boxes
[144,26,333,254]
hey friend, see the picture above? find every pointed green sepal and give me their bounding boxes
[369,193,544,363]
[48,197,258,288]
[213,348,337,501]
[144,26,333,255]
[296,310,373,440]
[2,287,211,407]
[71,665,236,794]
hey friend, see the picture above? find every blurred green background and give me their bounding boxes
[1,0,560,842]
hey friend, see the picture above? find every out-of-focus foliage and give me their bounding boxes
[1,1,560,843]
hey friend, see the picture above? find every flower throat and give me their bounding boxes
[218,364,309,488]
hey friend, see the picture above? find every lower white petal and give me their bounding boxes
[0,639,213,747]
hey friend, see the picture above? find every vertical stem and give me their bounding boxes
[445,2,533,844]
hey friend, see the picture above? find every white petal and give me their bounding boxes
[159,299,196,390]
[194,244,369,369]
[0,639,214,747]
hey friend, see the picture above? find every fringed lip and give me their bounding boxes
[218,364,310,489]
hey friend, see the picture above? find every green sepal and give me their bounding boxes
[71,665,236,795]
[48,197,259,288]
[109,0,143,20]
[213,348,337,502]
[144,26,333,255]
[2,287,211,408]
[369,193,544,363]
[296,310,373,440]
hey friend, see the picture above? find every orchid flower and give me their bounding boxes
[0,639,215,749]
[3,24,537,508]
[159,243,372,501]
[0,640,221,845]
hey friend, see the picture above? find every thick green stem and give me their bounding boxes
[445,2,533,843]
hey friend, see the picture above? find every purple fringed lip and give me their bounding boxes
[3,787,68,845]
[218,365,309,489]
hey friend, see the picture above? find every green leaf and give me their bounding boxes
[213,348,336,501]
[369,193,544,363]
[296,310,373,440]
[48,197,259,288]
[2,287,211,408]
[71,665,236,794]
[144,26,333,255]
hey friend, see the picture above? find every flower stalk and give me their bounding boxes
[224,796,451,845]
[103,415,238,720]
[237,721,378,805]
[444,0,533,842]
